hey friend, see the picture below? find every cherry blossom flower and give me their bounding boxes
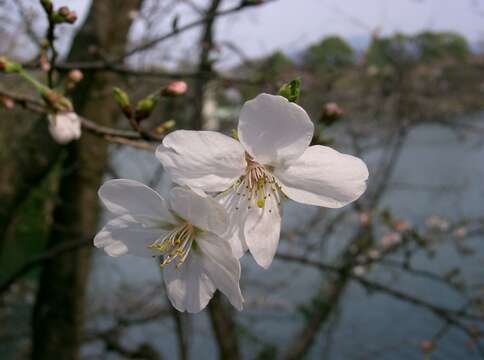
[156,93,369,268]
[48,111,81,144]
[94,179,243,313]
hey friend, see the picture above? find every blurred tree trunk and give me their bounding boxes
[31,1,142,359]
[208,293,240,360]
[0,101,61,253]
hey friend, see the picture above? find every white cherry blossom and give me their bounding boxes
[156,93,369,268]
[48,111,81,144]
[94,179,243,313]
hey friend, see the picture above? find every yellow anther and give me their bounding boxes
[257,180,266,208]
[148,222,195,269]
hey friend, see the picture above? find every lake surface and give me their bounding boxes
[88,113,484,359]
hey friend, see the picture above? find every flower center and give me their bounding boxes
[232,153,283,212]
[148,222,195,269]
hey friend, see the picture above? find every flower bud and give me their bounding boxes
[48,112,81,144]
[420,340,434,353]
[68,69,83,83]
[65,11,78,24]
[392,219,410,232]
[40,53,51,72]
[154,119,176,134]
[380,232,402,248]
[320,102,344,126]
[0,95,15,109]
[278,78,301,103]
[161,81,188,97]
[359,211,371,226]
[53,7,77,24]
[113,87,132,118]
[58,6,70,17]
[135,95,158,122]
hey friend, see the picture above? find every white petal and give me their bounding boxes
[156,130,246,192]
[197,233,243,310]
[216,190,248,258]
[93,215,164,257]
[48,112,81,144]
[238,94,314,166]
[98,179,176,223]
[104,241,129,257]
[244,198,282,269]
[163,253,216,313]
[170,187,228,236]
[274,145,369,208]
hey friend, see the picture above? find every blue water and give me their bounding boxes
[87,115,484,359]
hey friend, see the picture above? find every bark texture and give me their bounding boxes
[31,2,142,359]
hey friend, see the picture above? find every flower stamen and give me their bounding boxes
[229,153,284,212]
[148,222,195,269]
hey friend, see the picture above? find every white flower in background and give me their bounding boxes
[156,93,369,268]
[48,111,81,144]
[94,179,243,313]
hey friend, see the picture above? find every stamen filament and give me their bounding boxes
[229,153,285,212]
[148,222,195,269]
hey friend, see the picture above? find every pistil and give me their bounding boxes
[232,153,283,212]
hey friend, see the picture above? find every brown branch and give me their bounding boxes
[276,253,483,323]
[52,64,263,86]
[208,293,241,360]
[0,88,165,145]
[281,274,349,360]
[171,307,189,360]
[118,0,276,61]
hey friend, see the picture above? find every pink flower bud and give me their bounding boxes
[392,219,411,232]
[420,340,434,353]
[68,69,83,83]
[40,54,51,72]
[320,102,344,125]
[0,95,15,109]
[380,232,402,248]
[66,11,77,24]
[359,212,371,226]
[324,102,344,117]
[162,81,188,97]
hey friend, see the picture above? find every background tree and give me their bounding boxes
[303,35,355,74]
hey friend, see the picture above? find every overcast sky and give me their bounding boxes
[63,0,483,64]
[214,0,483,58]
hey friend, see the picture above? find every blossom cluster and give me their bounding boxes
[94,93,369,312]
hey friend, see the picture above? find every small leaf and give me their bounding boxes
[135,95,158,121]
[113,87,132,118]
[113,87,130,108]
[230,129,239,140]
[278,78,301,103]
